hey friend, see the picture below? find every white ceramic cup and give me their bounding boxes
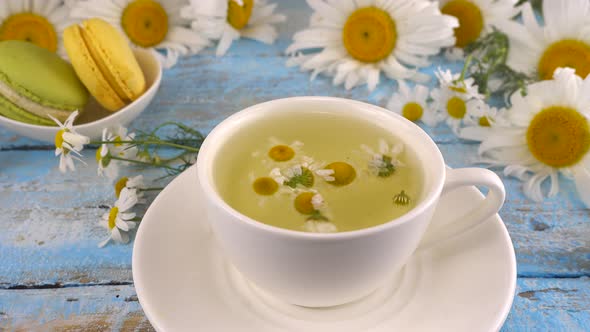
[196,97,505,308]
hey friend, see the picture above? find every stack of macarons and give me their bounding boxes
[0,18,146,126]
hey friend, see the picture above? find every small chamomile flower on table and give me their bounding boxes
[430,68,484,134]
[50,111,90,173]
[286,0,458,91]
[181,0,286,56]
[459,104,508,141]
[105,126,139,160]
[439,0,519,61]
[96,128,120,179]
[99,187,139,247]
[69,0,212,68]
[0,0,74,57]
[478,68,590,206]
[387,80,438,126]
[501,0,590,81]
[115,175,146,198]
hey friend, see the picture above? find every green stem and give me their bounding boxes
[459,54,473,82]
[130,217,143,222]
[139,187,164,192]
[109,156,178,171]
[90,140,200,152]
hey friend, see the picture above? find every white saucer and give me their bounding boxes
[133,166,516,332]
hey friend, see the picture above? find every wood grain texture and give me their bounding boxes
[0,278,588,331]
[0,0,588,330]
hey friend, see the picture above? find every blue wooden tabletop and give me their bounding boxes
[1,1,589,331]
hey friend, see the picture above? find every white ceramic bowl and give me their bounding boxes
[0,48,162,143]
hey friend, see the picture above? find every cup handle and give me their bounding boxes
[418,168,506,251]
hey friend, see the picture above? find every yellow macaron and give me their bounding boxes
[64,18,146,112]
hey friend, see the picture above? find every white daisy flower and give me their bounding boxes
[361,139,404,177]
[69,0,212,68]
[104,126,138,160]
[459,104,508,141]
[114,175,145,198]
[50,111,90,173]
[0,0,73,57]
[286,0,458,91]
[96,128,120,179]
[259,138,303,162]
[98,187,139,247]
[181,0,286,56]
[430,68,484,133]
[478,68,590,206]
[386,80,438,126]
[501,0,590,80]
[439,0,519,58]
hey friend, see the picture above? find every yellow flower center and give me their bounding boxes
[55,129,70,154]
[227,0,254,30]
[268,145,295,161]
[526,106,590,168]
[108,207,119,230]
[122,0,168,47]
[114,136,123,147]
[115,177,129,198]
[0,13,58,52]
[537,39,590,80]
[478,116,491,127]
[402,102,424,122]
[441,0,484,48]
[446,96,467,119]
[294,192,316,215]
[324,162,356,186]
[342,7,397,63]
[253,177,279,195]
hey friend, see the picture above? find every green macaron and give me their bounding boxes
[0,40,89,126]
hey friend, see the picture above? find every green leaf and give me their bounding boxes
[285,167,315,188]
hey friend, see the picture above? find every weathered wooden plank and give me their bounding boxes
[0,285,153,331]
[505,277,590,331]
[0,278,588,331]
[0,145,588,287]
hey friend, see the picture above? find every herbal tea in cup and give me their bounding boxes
[214,111,424,233]
[197,97,505,307]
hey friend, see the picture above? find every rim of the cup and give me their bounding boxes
[196,96,446,240]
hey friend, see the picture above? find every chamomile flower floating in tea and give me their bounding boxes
[362,139,404,178]
[294,191,336,233]
[50,111,90,173]
[387,80,438,126]
[502,0,590,80]
[323,162,356,186]
[69,0,212,68]
[479,68,590,206]
[286,0,458,91]
[0,0,73,57]
[430,68,484,134]
[439,0,519,60]
[393,190,411,206]
[99,187,139,247]
[283,165,315,189]
[253,176,279,195]
[181,0,286,56]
